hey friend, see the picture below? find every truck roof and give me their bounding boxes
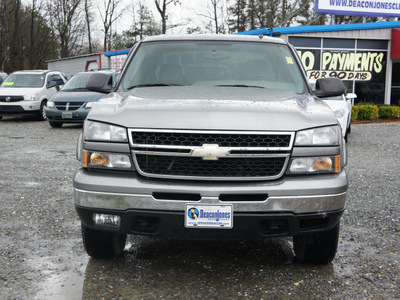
[142,34,287,45]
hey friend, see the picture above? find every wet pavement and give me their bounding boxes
[0,118,399,299]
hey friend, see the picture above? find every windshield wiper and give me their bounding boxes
[127,83,182,90]
[215,84,265,89]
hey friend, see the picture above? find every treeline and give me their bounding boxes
[0,0,385,73]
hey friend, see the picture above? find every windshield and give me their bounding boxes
[121,40,308,94]
[1,74,45,88]
[62,73,91,91]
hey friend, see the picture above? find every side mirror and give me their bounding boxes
[86,73,113,94]
[314,78,345,98]
[47,81,57,89]
[346,93,357,100]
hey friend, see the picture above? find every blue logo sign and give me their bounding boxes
[187,207,200,220]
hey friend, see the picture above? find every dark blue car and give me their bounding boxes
[46,70,119,128]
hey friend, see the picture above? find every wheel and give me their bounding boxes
[293,223,340,264]
[347,124,351,134]
[36,101,47,121]
[81,223,127,259]
[49,121,63,128]
[0,116,2,121]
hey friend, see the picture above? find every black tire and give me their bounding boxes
[81,223,127,259]
[0,116,2,121]
[49,121,63,128]
[36,101,47,121]
[347,124,351,134]
[293,223,340,264]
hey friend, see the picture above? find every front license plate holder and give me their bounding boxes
[62,112,73,119]
[185,204,233,229]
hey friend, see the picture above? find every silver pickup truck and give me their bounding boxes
[73,34,348,264]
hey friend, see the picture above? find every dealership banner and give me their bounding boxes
[297,49,386,81]
[315,0,400,17]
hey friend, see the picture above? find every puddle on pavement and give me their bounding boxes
[31,247,89,300]
[34,271,86,300]
[28,234,343,299]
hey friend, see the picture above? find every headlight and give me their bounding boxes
[334,109,345,119]
[85,102,97,108]
[287,156,339,174]
[47,101,55,108]
[84,151,133,169]
[24,94,37,101]
[295,126,339,146]
[84,120,127,142]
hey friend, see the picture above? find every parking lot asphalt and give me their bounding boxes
[0,117,399,299]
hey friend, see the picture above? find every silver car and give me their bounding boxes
[73,35,347,263]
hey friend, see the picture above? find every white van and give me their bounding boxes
[0,70,67,121]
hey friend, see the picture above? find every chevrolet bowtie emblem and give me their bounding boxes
[191,144,229,160]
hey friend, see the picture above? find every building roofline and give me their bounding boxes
[46,53,98,63]
[237,21,400,36]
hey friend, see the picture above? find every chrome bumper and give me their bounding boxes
[74,168,347,214]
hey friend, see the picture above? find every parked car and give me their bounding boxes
[74,34,347,264]
[0,70,7,84]
[0,70,66,121]
[46,70,119,128]
[310,80,356,140]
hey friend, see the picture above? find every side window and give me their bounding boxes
[53,74,64,86]
[47,74,60,89]
[47,74,55,84]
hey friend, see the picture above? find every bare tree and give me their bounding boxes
[0,0,10,69]
[154,0,180,34]
[99,0,124,51]
[5,0,24,71]
[84,0,94,53]
[197,0,226,34]
[46,0,84,58]
[26,0,55,68]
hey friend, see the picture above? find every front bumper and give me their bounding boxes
[74,168,347,238]
[0,101,40,116]
[46,108,89,123]
[76,206,344,239]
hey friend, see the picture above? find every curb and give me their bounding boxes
[352,118,400,124]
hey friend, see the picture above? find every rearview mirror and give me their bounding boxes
[314,78,345,98]
[86,73,113,94]
[346,93,357,100]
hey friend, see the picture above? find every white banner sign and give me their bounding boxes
[316,0,400,17]
[110,54,127,70]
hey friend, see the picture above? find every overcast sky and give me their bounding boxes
[113,0,228,35]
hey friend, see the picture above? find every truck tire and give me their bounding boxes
[293,223,340,264]
[81,223,127,259]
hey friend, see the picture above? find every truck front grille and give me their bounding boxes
[136,155,287,178]
[131,131,291,148]
[55,102,85,111]
[129,129,294,181]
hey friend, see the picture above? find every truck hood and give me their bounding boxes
[0,87,42,95]
[88,86,338,132]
